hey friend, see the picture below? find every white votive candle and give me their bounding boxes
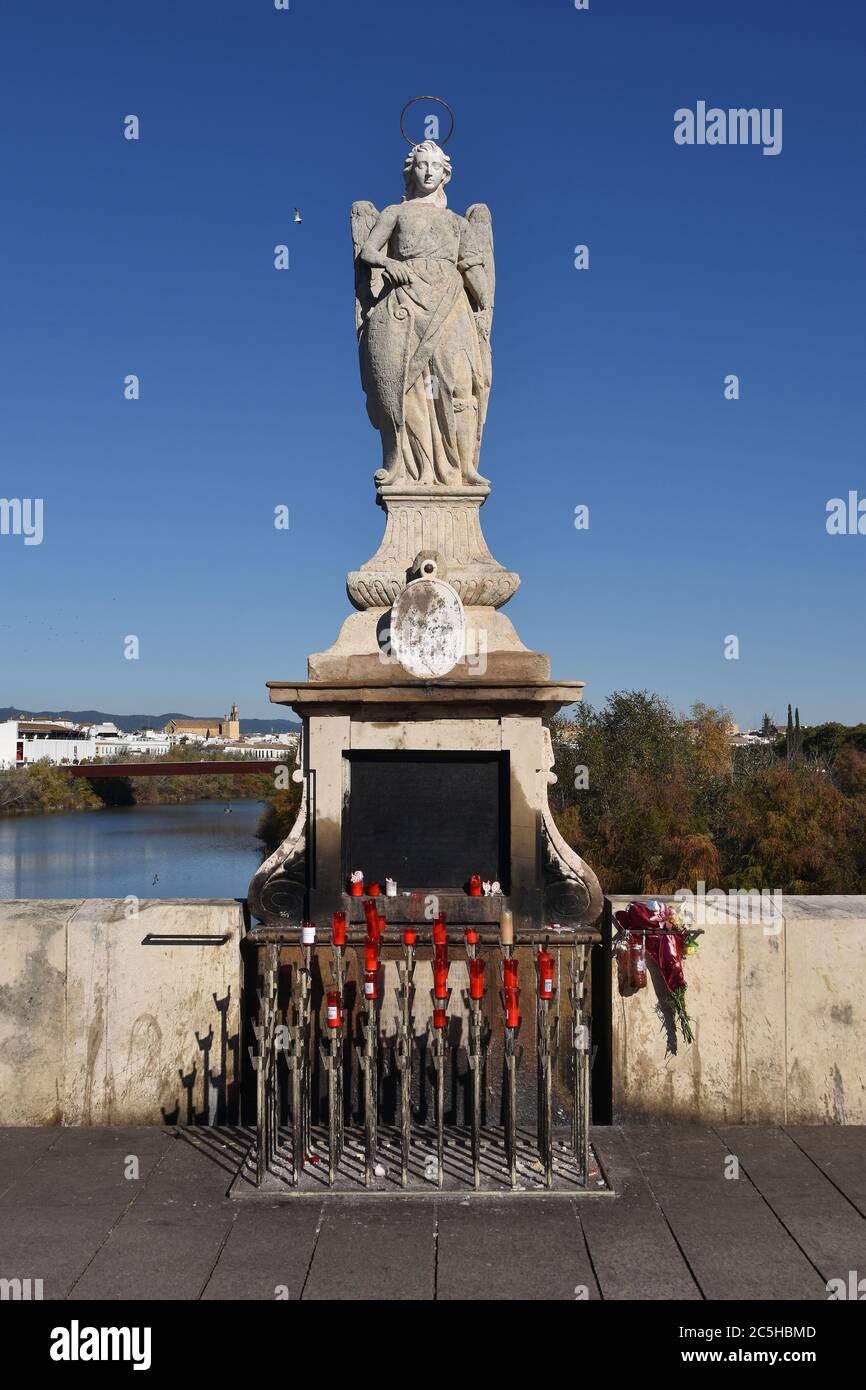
[500,909,514,947]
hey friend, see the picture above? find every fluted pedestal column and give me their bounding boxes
[347,484,520,611]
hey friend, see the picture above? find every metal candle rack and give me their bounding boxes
[359,948,379,1187]
[238,912,603,1198]
[464,928,488,1190]
[569,942,591,1185]
[535,947,557,1187]
[500,944,520,1188]
[428,916,450,1188]
[395,925,416,1186]
[252,945,279,1186]
[321,912,346,1183]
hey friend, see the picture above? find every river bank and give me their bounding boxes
[0,759,274,818]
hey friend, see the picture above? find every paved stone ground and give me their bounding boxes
[1,1124,864,1300]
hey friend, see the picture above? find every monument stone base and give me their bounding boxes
[248,653,602,931]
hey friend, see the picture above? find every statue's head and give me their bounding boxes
[403,141,451,203]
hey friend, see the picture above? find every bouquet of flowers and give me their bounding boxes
[613,900,700,1044]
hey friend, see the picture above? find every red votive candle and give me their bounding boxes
[433,919,447,947]
[469,957,485,1000]
[363,969,378,1001]
[363,899,380,940]
[538,949,555,1000]
[468,875,482,897]
[368,882,381,898]
[332,911,346,946]
[378,914,387,938]
[505,986,520,1029]
[433,1006,447,1029]
[403,926,416,947]
[465,926,478,946]
[503,957,518,988]
[365,938,378,973]
[349,877,364,897]
[433,961,449,1000]
[326,989,342,1029]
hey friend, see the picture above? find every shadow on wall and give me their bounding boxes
[160,988,240,1126]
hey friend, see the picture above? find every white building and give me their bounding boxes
[119,731,171,757]
[0,720,17,770]
[221,742,295,760]
[80,721,123,740]
[90,728,172,758]
[0,719,98,767]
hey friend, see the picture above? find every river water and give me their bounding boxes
[0,800,266,900]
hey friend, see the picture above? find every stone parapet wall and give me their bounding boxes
[608,895,866,1124]
[0,900,243,1125]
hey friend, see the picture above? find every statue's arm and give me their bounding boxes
[358,205,397,267]
[359,206,413,287]
[461,262,487,310]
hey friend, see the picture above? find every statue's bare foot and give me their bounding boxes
[464,469,490,486]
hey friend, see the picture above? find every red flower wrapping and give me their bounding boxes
[649,927,686,993]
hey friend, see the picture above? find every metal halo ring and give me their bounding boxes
[399,95,455,147]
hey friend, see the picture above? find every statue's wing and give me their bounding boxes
[464,203,495,333]
[464,203,494,420]
[350,200,380,338]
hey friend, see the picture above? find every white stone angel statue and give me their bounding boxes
[351,141,494,489]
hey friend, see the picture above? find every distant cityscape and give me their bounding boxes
[727,713,785,748]
[0,704,808,772]
[0,702,299,770]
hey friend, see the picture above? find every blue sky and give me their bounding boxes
[2,0,864,727]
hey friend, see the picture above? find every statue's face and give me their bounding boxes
[411,149,446,194]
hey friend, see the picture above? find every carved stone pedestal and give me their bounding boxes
[347,484,520,611]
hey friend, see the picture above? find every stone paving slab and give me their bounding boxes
[784,1125,866,1219]
[0,1126,61,1197]
[579,1127,701,1300]
[623,1125,828,1300]
[201,1203,323,1301]
[717,1125,866,1284]
[0,1125,173,1208]
[436,1197,600,1300]
[69,1206,237,1300]
[0,1202,122,1300]
[301,1200,436,1300]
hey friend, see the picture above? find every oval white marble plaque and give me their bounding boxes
[390,578,465,678]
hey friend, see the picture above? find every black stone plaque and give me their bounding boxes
[344,751,510,892]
